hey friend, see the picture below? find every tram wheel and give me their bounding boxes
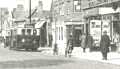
[25,48,29,51]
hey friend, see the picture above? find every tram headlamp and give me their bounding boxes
[22,39,25,42]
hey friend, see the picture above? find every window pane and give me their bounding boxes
[27,29,31,35]
[22,29,25,35]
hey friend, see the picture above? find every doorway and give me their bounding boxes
[73,29,82,47]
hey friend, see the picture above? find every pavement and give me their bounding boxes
[40,47,120,65]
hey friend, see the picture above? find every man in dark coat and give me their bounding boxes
[100,31,110,60]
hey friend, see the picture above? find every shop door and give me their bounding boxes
[73,29,82,47]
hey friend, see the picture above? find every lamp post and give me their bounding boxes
[0,8,2,37]
[55,18,57,45]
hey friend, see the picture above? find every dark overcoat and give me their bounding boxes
[86,35,93,48]
[100,35,110,53]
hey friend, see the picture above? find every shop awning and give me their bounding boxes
[35,21,46,28]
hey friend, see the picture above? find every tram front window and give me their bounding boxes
[27,29,31,35]
[22,29,25,35]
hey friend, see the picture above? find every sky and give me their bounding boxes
[0,0,52,11]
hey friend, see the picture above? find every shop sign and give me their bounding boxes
[102,15,113,20]
[85,8,99,17]
[74,26,83,29]
[97,0,120,5]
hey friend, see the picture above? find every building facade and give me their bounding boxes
[12,4,26,20]
[82,0,120,51]
[52,0,85,54]
[51,0,120,53]
[0,8,10,37]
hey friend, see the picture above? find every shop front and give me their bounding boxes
[65,21,84,47]
[84,6,120,51]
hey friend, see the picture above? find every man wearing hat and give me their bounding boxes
[100,31,110,60]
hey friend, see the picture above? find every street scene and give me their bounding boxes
[0,0,120,69]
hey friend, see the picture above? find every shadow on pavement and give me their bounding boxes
[0,59,74,68]
[13,49,44,52]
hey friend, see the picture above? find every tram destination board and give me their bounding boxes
[24,24,34,28]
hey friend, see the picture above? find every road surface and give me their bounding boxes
[0,45,119,69]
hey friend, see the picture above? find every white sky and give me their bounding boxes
[0,0,52,11]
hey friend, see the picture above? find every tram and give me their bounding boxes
[8,24,40,51]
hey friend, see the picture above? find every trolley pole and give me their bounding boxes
[29,0,31,24]
[101,15,103,37]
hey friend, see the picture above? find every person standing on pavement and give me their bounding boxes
[86,34,94,52]
[53,43,58,55]
[81,33,87,53]
[100,31,110,60]
[65,35,74,57]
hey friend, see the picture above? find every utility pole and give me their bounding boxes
[29,0,31,24]
[1,8,2,37]
[55,18,57,44]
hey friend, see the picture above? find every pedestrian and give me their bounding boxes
[100,31,110,60]
[86,34,94,52]
[65,35,74,57]
[53,43,58,55]
[81,33,87,53]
